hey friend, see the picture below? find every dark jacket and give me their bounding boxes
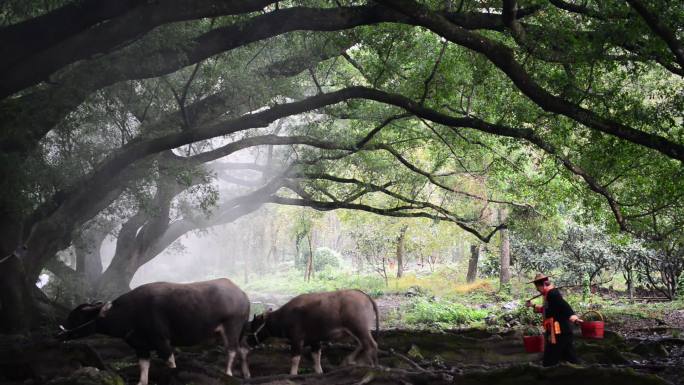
[542,288,575,334]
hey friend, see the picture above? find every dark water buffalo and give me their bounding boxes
[250,289,379,375]
[58,278,250,385]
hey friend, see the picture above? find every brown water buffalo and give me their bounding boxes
[249,289,379,375]
[58,278,250,385]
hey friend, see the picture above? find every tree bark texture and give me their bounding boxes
[466,244,480,283]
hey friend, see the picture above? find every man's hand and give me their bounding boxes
[569,315,583,324]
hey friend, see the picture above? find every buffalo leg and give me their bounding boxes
[217,323,240,376]
[125,332,153,385]
[311,342,323,374]
[360,330,379,366]
[342,330,362,365]
[226,350,237,376]
[290,340,304,375]
[166,353,176,368]
[137,358,151,385]
[151,336,174,368]
[239,346,251,378]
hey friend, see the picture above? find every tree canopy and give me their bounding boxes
[0,0,682,332]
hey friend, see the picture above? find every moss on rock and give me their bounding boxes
[454,364,670,385]
[45,367,124,385]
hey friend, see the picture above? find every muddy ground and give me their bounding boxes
[1,322,682,385]
[2,291,683,385]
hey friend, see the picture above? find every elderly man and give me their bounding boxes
[525,273,583,366]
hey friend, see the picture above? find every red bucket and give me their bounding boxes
[523,335,545,353]
[580,311,605,339]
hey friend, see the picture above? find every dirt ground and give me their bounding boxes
[1,322,682,385]
[2,294,683,385]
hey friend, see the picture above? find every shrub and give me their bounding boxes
[295,247,342,272]
[313,247,342,272]
[511,302,541,326]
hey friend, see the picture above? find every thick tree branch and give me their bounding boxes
[0,0,275,97]
[269,194,503,243]
[293,171,477,223]
[0,4,533,154]
[22,84,637,276]
[0,0,145,70]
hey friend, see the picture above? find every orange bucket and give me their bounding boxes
[580,310,604,339]
[523,335,545,353]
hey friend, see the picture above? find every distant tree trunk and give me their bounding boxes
[269,226,279,266]
[381,256,388,286]
[622,260,635,300]
[243,249,249,284]
[305,233,314,282]
[427,252,438,272]
[500,227,511,287]
[452,241,461,263]
[466,244,480,283]
[396,225,408,278]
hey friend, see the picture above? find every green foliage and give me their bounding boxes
[295,246,342,273]
[311,247,342,273]
[243,269,386,297]
[404,297,487,328]
[6,1,684,331]
[559,223,619,285]
[512,305,541,328]
[677,272,684,299]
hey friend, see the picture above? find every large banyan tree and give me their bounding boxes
[0,0,682,332]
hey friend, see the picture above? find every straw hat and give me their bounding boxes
[528,273,550,284]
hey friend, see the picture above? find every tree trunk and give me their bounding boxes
[305,233,314,282]
[74,225,108,287]
[95,175,176,299]
[396,225,408,278]
[452,240,461,263]
[243,249,249,284]
[95,210,148,298]
[626,271,634,300]
[45,258,90,306]
[466,244,480,283]
[499,227,511,287]
[0,254,34,333]
[381,256,388,286]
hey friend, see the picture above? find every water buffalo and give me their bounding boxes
[58,278,251,385]
[249,289,379,375]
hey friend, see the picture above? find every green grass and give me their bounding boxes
[240,265,511,300]
[238,266,683,330]
[403,297,488,328]
[240,268,387,297]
